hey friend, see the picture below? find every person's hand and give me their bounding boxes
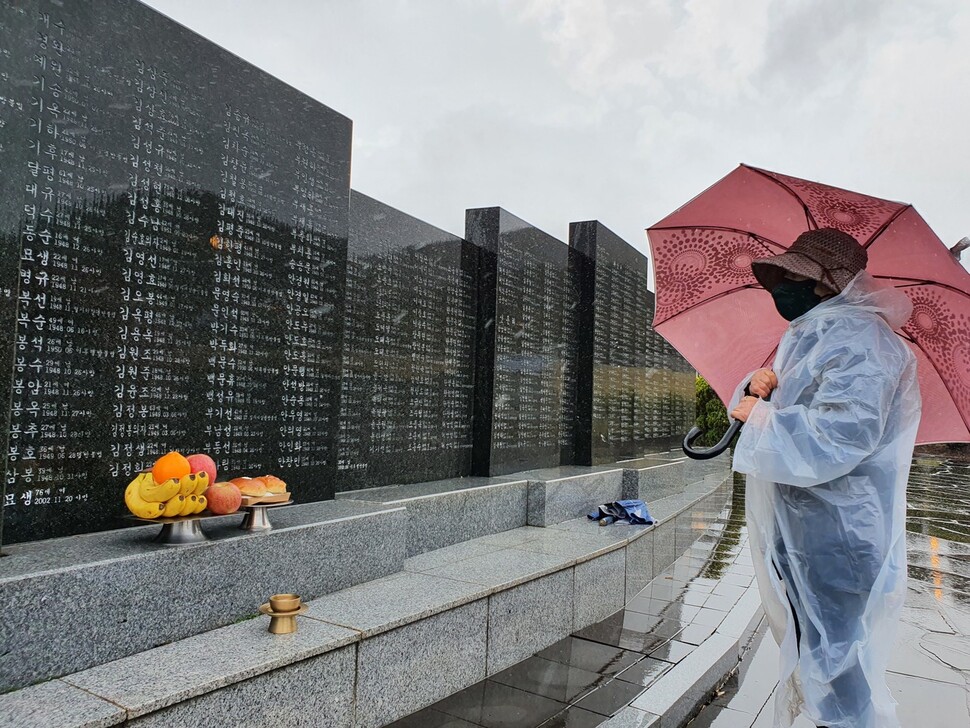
[731,396,759,423]
[748,368,778,399]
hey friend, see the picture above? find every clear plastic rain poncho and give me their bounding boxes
[730,272,921,728]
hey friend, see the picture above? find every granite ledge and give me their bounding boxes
[0,499,405,582]
[63,614,359,720]
[0,678,126,728]
[335,475,528,503]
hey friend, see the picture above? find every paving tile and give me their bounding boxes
[385,708,481,728]
[614,657,672,688]
[888,671,970,728]
[685,705,757,727]
[702,594,741,612]
[573,611,670,654]
[539,705,608,728]
[538,637,643,676]
[690,608,729,629]
[435,679,566,728]
[572,678,646,717]
[490,656,607,704]
[887,621,965,685]
[920,631,970,671]
[649,639,696,664]
[678,622,718,646]
[598,706,661,728]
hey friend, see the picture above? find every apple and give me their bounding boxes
[205,482,242,515]
[187,453,217,484]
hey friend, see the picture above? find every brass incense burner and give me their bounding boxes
[259,593,307,634]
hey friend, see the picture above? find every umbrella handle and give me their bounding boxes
[682,419,743,460]
[683,388,771,460]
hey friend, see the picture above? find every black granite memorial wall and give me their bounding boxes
[467,208,577,476]
[336,191,477,490]
[0,0,351,544]
[644,291,696,447]
[569,221,654,464]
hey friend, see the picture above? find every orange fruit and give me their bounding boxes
[152,451,191,484]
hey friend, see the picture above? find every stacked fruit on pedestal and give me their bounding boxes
[123,451,212,519]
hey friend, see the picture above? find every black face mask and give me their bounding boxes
[771,279,822,321]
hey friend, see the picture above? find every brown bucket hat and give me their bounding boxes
[751,228,868,294]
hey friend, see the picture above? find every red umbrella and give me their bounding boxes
[647,164,970,445]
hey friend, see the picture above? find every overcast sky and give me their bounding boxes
[142,0,969,275]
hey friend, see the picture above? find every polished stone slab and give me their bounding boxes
[600,706,662,728]
[128,645,355,728]
[572,677,646,717]
[622,459,687,501]
[0,679,125,728]
[434,678,567,728]
[538,636,645,677]
[625,529,656,602]
[524,466,625,527]
[0,499,404,693]
[424,547,571,592]
[487,570,575,674]
[489,655,607,704]
[575,549,627,628]
[64,616,358,719]
[339,476,528,555]
[305,571,488,638]
[356,600,488,728]
[631,632,739,726]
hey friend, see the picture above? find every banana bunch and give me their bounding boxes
[124,471,210,519]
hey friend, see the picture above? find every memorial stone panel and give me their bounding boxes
[0,0,351,544]
[336,191,476,490]
[467,208,576,476]
[569,221,653,465]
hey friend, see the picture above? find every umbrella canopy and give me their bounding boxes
[647,164,970,444]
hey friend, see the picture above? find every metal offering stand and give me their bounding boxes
[127,512,214,546]
[237,498,293,532]
[128,490,293,544]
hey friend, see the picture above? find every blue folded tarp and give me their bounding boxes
[588,499,655,525]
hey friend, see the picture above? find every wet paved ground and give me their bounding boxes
[687,453,970,727]
[388,454,970,728]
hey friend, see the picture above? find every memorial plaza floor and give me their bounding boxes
[390,454,970,728]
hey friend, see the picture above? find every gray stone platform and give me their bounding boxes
[0,499,407,693]
[0,454,731,727]
[336,476,528,556]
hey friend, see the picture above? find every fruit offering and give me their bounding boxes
[124,451,213,520]
[205,481,243,515]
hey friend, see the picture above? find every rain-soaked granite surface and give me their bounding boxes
[0,499,405,692]
[355,600,489,728]
[305,571,488,638]
[487,570,576,674]
[575,549,627,628]
[621,458,687,501]
[525,467,625,527]
[63,616,357,718]
[0,679,125,728]
[128,645,356,728]
[338,476,529,556]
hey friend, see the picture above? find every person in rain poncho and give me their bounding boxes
[728,228,920,728]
